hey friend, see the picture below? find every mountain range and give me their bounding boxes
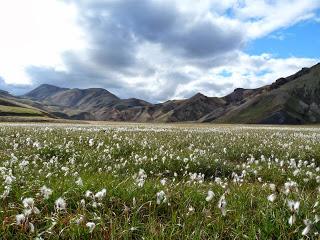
[1,62,320,124]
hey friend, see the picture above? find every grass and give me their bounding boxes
[0,123,319,239]
[0,105,44,117]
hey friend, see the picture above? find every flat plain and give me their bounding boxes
[0,123,319,239]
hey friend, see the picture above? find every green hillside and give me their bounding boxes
[0,97,46,117]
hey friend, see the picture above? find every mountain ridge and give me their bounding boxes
[1,62,320,124]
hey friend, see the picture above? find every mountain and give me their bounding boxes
[149,93,226,122]
[24,85,120,108]
[23,84,151,120]
[18,62,320,124]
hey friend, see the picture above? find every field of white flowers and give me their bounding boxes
[0,123,319,239]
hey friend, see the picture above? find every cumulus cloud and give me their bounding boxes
[173,52,319,99]
[232,0,320,38]
[75,0,245,58]
[2,0,319,101]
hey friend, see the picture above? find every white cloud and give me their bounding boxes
[173,52,319,99]
[0,0,319,101]
[175,0,320,39]
[0,0,85,85]
[242,2,319,38]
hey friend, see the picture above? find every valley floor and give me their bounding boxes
[0,123,319,239]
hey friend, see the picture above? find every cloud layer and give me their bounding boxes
[1,0,320,101]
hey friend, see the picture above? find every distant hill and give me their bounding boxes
[22,84,151,120]
[9,62,320,124]
[0,91,51,119]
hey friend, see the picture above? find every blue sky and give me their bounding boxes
[0,0,319,101]
[246,20,320,58]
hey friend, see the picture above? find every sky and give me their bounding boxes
[0,0,319,102]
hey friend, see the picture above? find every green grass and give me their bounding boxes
[0,105,44,116]
[0,123,319,239]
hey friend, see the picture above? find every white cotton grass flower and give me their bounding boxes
[1,186,11,199]
[269,183,276,192]
[283,181,298,195]
[22,197,40,215]
[85,190,94,199]
[188,206,195,213]
[29,222,35,233]
[218,194,227,216]
[135,169,147,187]
[40,185,53,199]
[4,175,15,185]
[293,169,300,176]
[95,188,106,200]
[16,214,25,225]
[267,193,277,202]
[86,222,96,233]
[287,200,300,213]
[23,208,33,217]
[75,215,84,225]
[302,219,313,236]
[22,198,34,209]
[156,191,167,204]
[80,199,86,207]
[76,177,83,186]
[19,160,29,170]
[33,141,41,149]
[132,197,137,208]
[288,214,296,226]
[55,197,66,211]
[92,201,98,208]
[32,206,40,215]
[88,138,94,147]
[160,178,167,186]
[287,200,300,226]
[205,190,214,202]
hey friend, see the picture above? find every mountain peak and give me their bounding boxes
[85,88,118,96]
[233,88,246,92]
[37,84,69,92]
[24,84,69,100]
[191,92,207,99]
[38,83,60,88]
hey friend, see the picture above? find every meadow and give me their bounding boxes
[0,123,319,239]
